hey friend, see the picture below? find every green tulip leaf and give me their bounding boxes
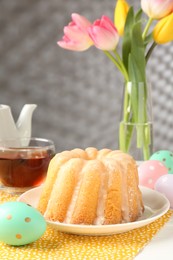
[135,9,142,23]
[144,32,153,46]
[128,53,143,83]
[122,7,135,70]
[130,22,146,83]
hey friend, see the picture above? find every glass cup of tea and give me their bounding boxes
[0,137,55,194]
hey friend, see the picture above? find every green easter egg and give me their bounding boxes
[150,150,173,174]
[0,202,46,246]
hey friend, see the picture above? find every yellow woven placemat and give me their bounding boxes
[0,191,172,260]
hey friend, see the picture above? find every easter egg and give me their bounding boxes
[150,150,173,174]
[155,174,173,208]
[138,160,168,189]
[0,202,46,246]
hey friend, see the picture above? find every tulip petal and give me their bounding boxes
[153,13,173,44]
[57,13,93,51]
[114,0,130,35]
[88,16,119,50]
[64,26,86,41]
[89,27,118,50]
[141,0,173,19]
[72,13,92,29]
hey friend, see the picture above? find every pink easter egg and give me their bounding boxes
[138,160,168,189]
[155,174,173,208]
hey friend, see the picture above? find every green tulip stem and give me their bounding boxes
[119,82,134,153]
[146,42,157,62]
[104,51,129,82]
[113,50,129,82]
[143,124,151,160]
[142,17,153,40]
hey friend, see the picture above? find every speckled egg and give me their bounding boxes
[138,160,168,189]
[0,202,46,246]
[150,150,173,174]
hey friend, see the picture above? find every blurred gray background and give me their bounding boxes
[1,0,173,153]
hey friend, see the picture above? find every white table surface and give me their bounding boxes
[135,213,173,259]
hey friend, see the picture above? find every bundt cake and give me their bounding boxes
[37,148,144,225]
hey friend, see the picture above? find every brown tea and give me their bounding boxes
[0,149,54,188]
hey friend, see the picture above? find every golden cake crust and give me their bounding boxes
[37,148,144,225]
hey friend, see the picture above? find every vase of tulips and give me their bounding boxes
[57,0,173,160]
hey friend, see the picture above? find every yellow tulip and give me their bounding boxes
[114,0,130,36]
[153,12,173,44]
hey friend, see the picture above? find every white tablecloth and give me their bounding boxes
[135,214,173,259]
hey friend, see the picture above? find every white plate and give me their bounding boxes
[18,186,170,236]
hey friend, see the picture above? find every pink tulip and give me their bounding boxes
[88,16,119,51]
[141,0,173,19]
[57,13,93,51]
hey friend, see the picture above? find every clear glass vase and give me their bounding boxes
[119,81,153,161]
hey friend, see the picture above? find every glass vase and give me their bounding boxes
[119,81,153,161]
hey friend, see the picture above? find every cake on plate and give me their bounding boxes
[37,147,144,225]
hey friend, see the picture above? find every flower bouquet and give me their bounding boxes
[57,0,173,160]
